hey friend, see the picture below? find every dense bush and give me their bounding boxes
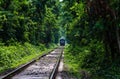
[0,42,56,73]
[0,0,60,45]
[65,41,120,79]
[62,0,120,79]
[0,0,60,74]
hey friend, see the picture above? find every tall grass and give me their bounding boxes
[0,42,56,73]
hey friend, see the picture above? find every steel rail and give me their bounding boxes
[1,47,58,79]
[49,48,64,79]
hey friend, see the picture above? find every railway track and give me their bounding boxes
[1,46,64,79]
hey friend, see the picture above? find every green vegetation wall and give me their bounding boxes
[0,0,61,74]
[0,0,60,45]
[61,0,120,78]
[62,0,120,62]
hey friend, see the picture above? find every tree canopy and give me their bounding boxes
[0,0,120,78]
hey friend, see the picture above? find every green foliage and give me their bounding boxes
[0,0,120,79]
[81,40,105,72]
[0,42,56,73]
[0,0,61,74]
[65,41,120,79]
[63,0,120,79]
[0,0,60,45]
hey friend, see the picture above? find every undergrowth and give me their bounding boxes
[0,42,56,74]
[64,41,120,79]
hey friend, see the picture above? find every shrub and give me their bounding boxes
[0,42,56,73]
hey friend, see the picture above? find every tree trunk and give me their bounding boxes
[116,26,120,55]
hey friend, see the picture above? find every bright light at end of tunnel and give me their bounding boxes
[59,0,63,2]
